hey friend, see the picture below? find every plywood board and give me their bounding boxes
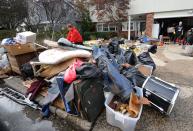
[40,58,76,79]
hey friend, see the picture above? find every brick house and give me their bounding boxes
[89,0,193,40]
[88,0,131,39]
[128,0,193,39]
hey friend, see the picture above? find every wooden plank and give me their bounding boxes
[40,58,76,79]
[4,43,36,56]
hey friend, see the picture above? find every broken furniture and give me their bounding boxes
[8,52,36,74]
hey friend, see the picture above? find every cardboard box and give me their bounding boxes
[136,65,153,76]
[16,31,36,44]
[4,43,36,56]
[8,52,36,74]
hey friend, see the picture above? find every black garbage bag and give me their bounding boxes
[92,47,134,101]
[76,63,102,79]
[124,49,137,66]
[138,52,156,71]
[20,63,34,79]
[93,46,119,69]
[108,40,119,54]
[115,49,126,66]
[148,44,157,54]
[120,66,147,87]
[105,57,134,100]
[107,39,124,54]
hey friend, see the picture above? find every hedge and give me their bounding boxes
[0,30,16,41]
[83,32,118,40]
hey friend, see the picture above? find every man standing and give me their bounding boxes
[67,24,83,45]
[167,24,175,41]
[174,21,184,44]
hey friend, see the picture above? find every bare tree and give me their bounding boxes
[88,0,130,33]
[36,0,80,40]
[0,0,28,30]
[24,0,44,31]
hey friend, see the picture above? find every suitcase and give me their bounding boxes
[74,78,105,122]
[142,76,179,115]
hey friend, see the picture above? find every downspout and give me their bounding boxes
[128,15,131,40]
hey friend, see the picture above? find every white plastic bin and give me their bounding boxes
[105,87,143,131]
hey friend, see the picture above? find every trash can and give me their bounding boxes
[105,87,143,131]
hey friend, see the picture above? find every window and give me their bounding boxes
[97,24,103,32]
[103,24,109,32]
[96,0,105,10]
[109,24,117,31]
[122,22,135,31]
[122,22,128,31]
[130,22,134,31]
[96,23,117,32]
[140,22,146,32]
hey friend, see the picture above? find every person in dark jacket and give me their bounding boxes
[66,24,83,45]
[174,21,184,44]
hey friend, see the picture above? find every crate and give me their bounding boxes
[8,52,36,74]
[105,87,143,131]
[4,43,36,56]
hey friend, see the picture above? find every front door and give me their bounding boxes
[135,21,146,38]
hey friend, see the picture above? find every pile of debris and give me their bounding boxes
[0,31,180,131]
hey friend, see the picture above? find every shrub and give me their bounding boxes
[0,30,16,40]
[83,32,118,40]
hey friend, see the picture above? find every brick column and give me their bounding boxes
[145,13,154,37]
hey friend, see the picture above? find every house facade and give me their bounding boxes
[128,0,193,39]
[89,1,130,38]
[89,0,193,40]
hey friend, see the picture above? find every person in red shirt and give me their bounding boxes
[66,24,83,45]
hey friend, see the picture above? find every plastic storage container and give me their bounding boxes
[105,87,143,131]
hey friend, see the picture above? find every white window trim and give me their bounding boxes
[109,24,117,32]
[97,23,103,32]
[96,23,117,32]
[122,21,135,31]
